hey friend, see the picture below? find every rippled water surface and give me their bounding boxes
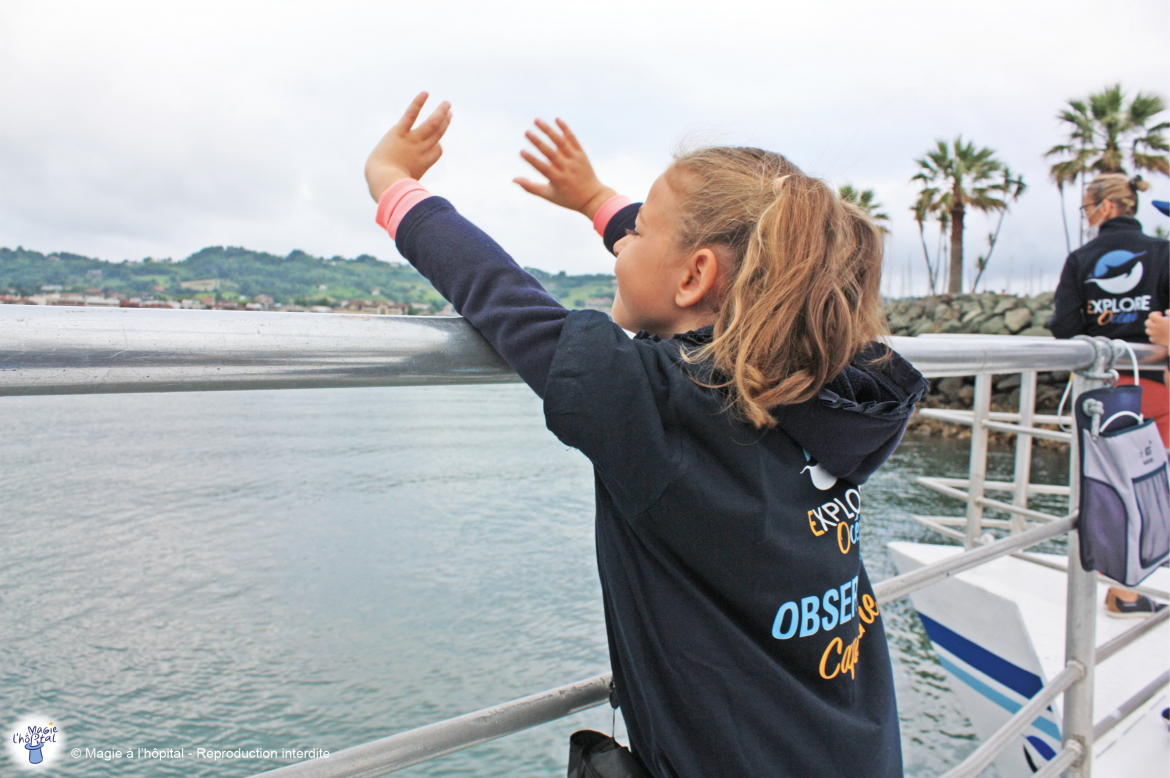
[1,385,1071,776]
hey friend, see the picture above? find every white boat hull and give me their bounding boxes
[888,542,1168,777]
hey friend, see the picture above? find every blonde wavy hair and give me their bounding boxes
[670,147,888,429]
[1086,173,1151,217]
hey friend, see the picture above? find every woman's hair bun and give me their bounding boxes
[1130,175,1151,192]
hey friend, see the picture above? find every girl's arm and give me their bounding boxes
[365,97,631,397]
[392,196,569,396]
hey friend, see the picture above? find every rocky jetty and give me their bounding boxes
[885,291,1055,338]
[885,292,1069,444]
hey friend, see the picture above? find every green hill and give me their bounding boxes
[0,246,616,307]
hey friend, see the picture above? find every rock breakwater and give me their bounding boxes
[885,292,1068,445]
[886,291,1055,338]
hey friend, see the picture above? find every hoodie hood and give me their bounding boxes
[670,329,928,485]
[775,343,928,484]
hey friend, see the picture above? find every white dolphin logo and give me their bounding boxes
[1086,262,1143,295]
[801,449,838,490]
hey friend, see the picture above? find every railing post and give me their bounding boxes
[1062,340,1110,777]
[1010,371,1037,534]
[964,373,993,548]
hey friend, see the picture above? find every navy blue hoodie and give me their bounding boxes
[393,195,928,777]
[1050,217,1169,344]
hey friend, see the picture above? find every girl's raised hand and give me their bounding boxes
[365,92,452,202]
[514,118,616,220]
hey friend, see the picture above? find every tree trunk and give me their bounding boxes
[948,202,964,295]
[1058,183,1071,254]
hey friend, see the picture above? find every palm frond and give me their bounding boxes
[1133,153,1170,176]
[1051,83,1168,182]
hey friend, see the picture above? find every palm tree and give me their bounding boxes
[911,190,944,294]
[1045,84,1168,248]
[912,137,1014,295]
[970,167,1027,293]
[838,184,890,233]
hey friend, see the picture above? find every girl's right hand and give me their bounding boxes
[365,92,452,202]
[514,118,616,220]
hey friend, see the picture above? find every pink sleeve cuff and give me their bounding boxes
[592,195,633,237]
[375,179,433,240]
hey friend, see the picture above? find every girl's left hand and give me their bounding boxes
[365,92,452,202]
[514,118,615,220]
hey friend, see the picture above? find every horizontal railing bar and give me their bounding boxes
[1009,554,1170,599]
[991,412,1068,425]
[1092,670,1169,741]
[917,409,1071,426]
[939,661,1084,778]
[916,477,973,502]
[917,407,1071,425]
[915,515,1014,529]
[0,307,521,396]
[974,496,1066,524]
[981,420,1073,443]
[252,674,612,778]
[874,517,1074,605]
[916,409,977,426]
[1030,740,1083,778]
[2,307,1165,396]
[909,333,1165,375]
[1028,414,1070,425]
[981,481,1069,496]
[927,477,1069,496]
[918,478,1069,523]
[1095,607,1169,664]
[1010,552,1073,574]
[914,524,1170,598]
[911,517,968,543]
[911,525,1109,579]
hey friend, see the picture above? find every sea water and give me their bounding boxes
[0,384,1070,777]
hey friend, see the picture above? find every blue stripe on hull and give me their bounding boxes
[935,654,1062,741]
[918,613,1043,699]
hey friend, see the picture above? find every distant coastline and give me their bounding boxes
[0,245,617,313]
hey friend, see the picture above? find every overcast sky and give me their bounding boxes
[1,0,1167,296]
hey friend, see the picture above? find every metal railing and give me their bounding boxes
[3,306,1167,778]
[898,333,1168,778]
[4,306,1163,397]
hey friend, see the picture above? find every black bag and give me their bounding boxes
[567,681,652,778]
[567,730,652,778]
[1074,383,1170,585]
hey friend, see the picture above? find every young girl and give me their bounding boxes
[365,93,927,777]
